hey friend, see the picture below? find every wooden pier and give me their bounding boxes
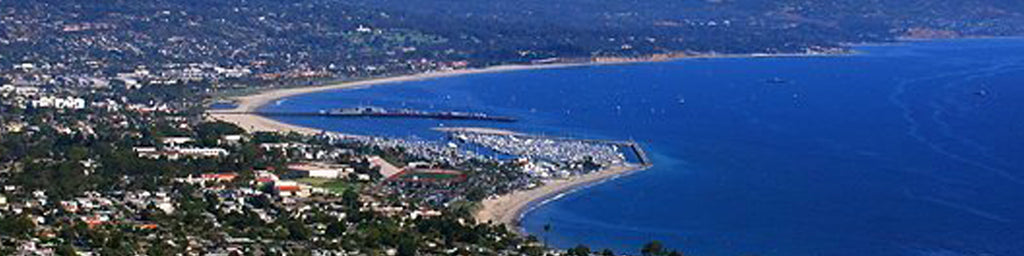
[211,111,517,122]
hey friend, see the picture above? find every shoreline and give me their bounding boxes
[206,51,843,135]
[204,51,837,235]
[206,62,592,135]
[475,164,649,232]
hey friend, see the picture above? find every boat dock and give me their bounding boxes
[559,139,651,166]
[441,127,653,166]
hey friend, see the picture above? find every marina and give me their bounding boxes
[443,127,653,168]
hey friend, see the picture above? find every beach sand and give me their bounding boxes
[475,164,647,231]
[206,63,592,135]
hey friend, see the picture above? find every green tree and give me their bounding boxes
[641,241,665,256]
[68,146,89,160]
[396,235,418,256]
[0,214,35,238]
[568,244,592,256]
[466,187,487,201]
[342,190,361,209]
[56,244,77,256]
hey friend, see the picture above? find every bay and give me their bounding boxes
[263,39,1024,255]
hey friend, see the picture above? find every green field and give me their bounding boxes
[295,178,361,194]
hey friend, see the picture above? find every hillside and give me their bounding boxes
[2,0,1022,87]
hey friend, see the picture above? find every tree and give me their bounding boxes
[56,244,77,256]
[0,215,35,238]
[521,245,546,256]
[285,220,312,241]
[466,187,487,202]
[68,146,89,161]
[325,221,345,238]
[641,241,665,256]
[396,235,418,256]
[342,190,361,209]
[568,244,591,256]
[600,249,616,256]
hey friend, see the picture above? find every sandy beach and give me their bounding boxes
[206,63,595,135]
[475,164,648,230]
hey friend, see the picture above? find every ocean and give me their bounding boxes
[262,39,1024,255]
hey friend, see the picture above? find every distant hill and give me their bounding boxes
[2,0,1022,83]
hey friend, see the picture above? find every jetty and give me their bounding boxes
[213,107,517,123]
[625,142,652,166]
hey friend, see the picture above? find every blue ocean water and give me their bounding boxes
[263,39,1024,255]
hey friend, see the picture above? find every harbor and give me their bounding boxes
[441,127,653,168]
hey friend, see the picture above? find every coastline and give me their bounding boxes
[206,62,592,135]
[206,51,843,136]
[475,164,649,232]
[204,50,837,236]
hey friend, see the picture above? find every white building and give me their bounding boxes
[161,137,194,146]
[288,162,354,179]
[219,135,246,145]
[174,147,229,158]
[30,96,86,109]
[135,147,228,159]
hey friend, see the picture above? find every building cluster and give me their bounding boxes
[0,83,86,110]
[0,2,480,100]
[0,188,176,252]
[0,165,458,255]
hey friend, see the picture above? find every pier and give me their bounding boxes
[212,109,517,123]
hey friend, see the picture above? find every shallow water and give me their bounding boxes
[264,39,1024,255]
